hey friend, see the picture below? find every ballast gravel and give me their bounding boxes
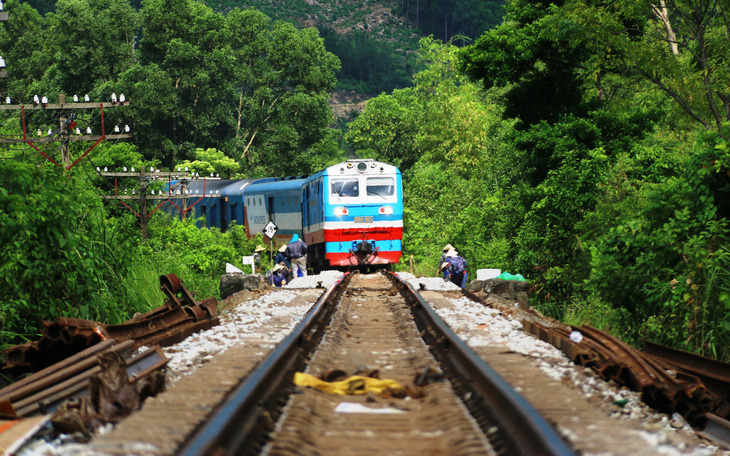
[18,272,343,456]
[16,271,730,455]
[431,293,728,456]
[163,270,344,383]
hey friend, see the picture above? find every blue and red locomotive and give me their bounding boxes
[169,159,403,270]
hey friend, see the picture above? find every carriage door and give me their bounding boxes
[303,184,310,229]
[219,197,228,232]
[268,196,275,223]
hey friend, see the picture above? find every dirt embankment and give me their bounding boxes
[329,90,370,121]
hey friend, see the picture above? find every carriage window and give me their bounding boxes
[281,197,284,205]
[331,179,359,198]
[366,177,394,196]
[287,196,291,204]
[259,197,262,206]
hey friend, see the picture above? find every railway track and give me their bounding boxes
[84,272,572,455]
[22,271,725,455]
[181,272,571,455]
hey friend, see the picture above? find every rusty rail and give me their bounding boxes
[465,285,724,427]
[0,342,168,417]
[386,271,575,456]
[179,272,354,456]
[2,274,218,380]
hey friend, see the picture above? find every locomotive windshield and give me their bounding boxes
[366,177,394,197]
[331,179,359,198]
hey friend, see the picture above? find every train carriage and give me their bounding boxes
[243,177,307,243]
[166,159,403,270]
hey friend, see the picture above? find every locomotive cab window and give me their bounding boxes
[366,177,394,197]
[331,178,359,198]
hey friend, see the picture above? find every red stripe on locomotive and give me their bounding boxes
[326,251,401,266]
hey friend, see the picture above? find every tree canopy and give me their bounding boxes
[0,0,341,176]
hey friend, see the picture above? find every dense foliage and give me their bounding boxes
[352,0,730,359]
[453,0,730,358]
[0,141,266,354]
[197,0,505,94]
[5,0,730,366]
[398,0,505,43]
[0,0,332,354]
[0,0,340,176]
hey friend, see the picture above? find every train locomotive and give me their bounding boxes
[168,159,403,270]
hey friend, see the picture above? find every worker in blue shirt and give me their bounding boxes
[285,234,308,277]
[269,263,288,287]
[441,249,468,288]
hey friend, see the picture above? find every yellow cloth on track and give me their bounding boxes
[294,372,403,396]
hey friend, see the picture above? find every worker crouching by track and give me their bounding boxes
[441,248,468,288]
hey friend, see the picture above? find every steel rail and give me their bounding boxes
[178,272,353,456]
[386,271,575,456]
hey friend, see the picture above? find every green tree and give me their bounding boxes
[345,89,422,173]
[0,0,53,102]
[457,0,590,127]
[348,38,516,275]
[542,0,730,132]
[231,17,340,175]
[40,0,139,96]
[176,147,239,178]
[106,2,340,174]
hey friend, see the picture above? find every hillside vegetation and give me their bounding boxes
[3,0,730,367]
[202,0,504,94]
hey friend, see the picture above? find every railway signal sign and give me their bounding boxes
[263,221,278,239]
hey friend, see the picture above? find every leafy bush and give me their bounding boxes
[0,161,150,350]
[143,216,265,298]
[585,129,730,358]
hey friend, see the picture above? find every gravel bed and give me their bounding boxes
[160,289,311,385]
[17,272,730,455]
[17,272,342,456]
[435,294,729,456]
[283,270,344,289]
[160,270,344,383]
[396,271,463,291]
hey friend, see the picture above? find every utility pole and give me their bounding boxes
[99,167,194,239]
[1,8,10,80]
[0,95,130,169]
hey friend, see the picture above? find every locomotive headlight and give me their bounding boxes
[357,162,367,173]
[379,206,393,215]
[334,206,349,216]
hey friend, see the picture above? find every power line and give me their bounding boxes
[0,94,130,169]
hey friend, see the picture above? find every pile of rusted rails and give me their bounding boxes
[0,340,168,418]
[640,340,730,447]
[386,271,574,456]
[461,287,722,426]
[179,272,354,456]
[1,319,106,380]
[641,340,730,416]
[1,274,218,380]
